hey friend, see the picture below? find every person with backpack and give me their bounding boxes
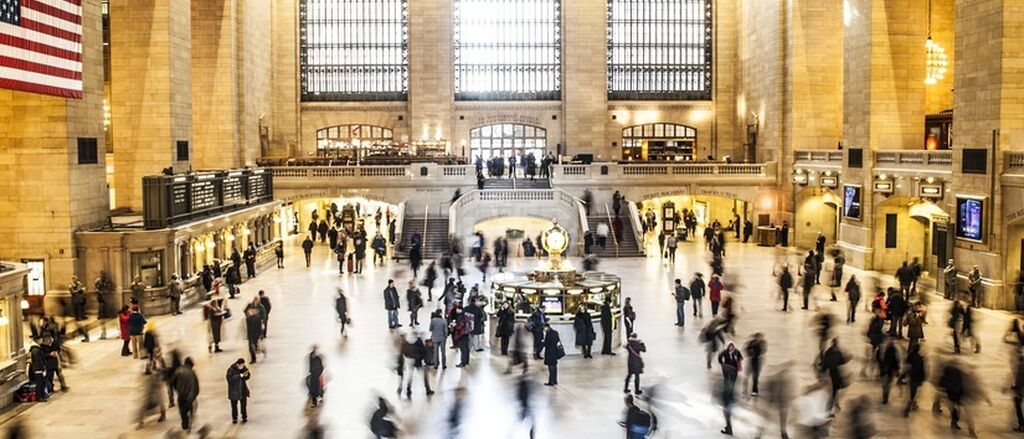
[624,333,647,394]
[542,324,563,386]
[369,397,399,438]
[619,394,656,439]
[672,279,690,326]
[383,280,401,329]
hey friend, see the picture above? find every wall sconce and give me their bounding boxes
[919,182,943,199]
[820,175,839,188]
[0,309,10,326]
[792,170,808,185]
[873,180,894,194]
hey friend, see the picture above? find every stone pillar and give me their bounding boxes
[270,0,299,157]
[838,0,927,269]
[110,0,194,211]
[0,0,108,297]
[950,0,1024,309]
[408,0,454,145]
[191,0,239,169]
[562,0,607,158]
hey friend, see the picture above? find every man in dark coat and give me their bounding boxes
[887,289,908,337]
[624,333,647,394]
[896,261,914,296]
[226,358,251,424]
[496,302,516,355]
[171,357,200,431]
[230,249,242,274]
[600,299,615,355]
[542,324,561,386]
[528,305,547,359]
[778,266,794,311]
[317,220,328,243]
[820,339,849,414]
[244,298,265,363]
[383,280,401,329]
[573,306,595,359]
[690,273,706,317]
[243,244,257,279]
[257,290,272,338]
[302,237,314,267]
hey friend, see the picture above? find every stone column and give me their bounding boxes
[0,0,108,299]
[562,0,607,158]
[110,0,194,211]
[408,0,454,145]
[949,0,1024,309]
[838,0,927,269]
[191,0,239,169]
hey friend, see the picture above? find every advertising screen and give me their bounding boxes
[843,185,862,219]
[956,197,984,242]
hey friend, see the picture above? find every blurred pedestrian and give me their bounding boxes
[170,357,199,432]
[745,333,766,396]
[307,346,325,408]
[335,289,349,336]
[573,305,595,359]
[226,358,251,424]
[542,324,563,386]
[624,333,647,394]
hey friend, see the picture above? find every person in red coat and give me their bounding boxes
[709,274,724,316]
[118,305,132,356]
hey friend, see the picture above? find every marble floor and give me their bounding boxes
[2,233,1021,439]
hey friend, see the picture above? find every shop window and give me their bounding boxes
[316,124,395,158]
[620,123,697,161]
[470,123,547,161]
[131,251,164,287]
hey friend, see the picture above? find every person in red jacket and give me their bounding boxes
[709,274,724,316]
[118,305,132,356]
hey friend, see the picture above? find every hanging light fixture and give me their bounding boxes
[924,0,948,85]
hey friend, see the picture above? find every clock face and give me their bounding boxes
[545,229,567,252]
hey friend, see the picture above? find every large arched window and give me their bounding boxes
[470,123,547,160]
[316,124,395,157]
[299,0,409,101]
[454,0,561,100]
[621,123,698,161]
[607,0,712,100]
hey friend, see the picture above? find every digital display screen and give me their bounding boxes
[542,296,563,314]
[843,185,862,219]
[956,197,984,242]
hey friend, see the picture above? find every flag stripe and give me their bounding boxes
[0,55,81,79]
[35,0,82,15]
[22,0,81,25]
[0,77,81,98]
[0,24,83,56]
[22,8,82,37]
[20,18,81,43]
[0,66,82,90]
[0,44,81,71]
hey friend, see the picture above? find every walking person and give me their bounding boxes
[690,273,705,317]
[302,236,314,267]
[128,306,147,360]
[845,275,861,323]
[496,302,515,356]
[244,298,264,363]
[542,324,563,386]
[820,338,850,415]
[226,358,251,424]
[574,305,596,359]
[887,288,908,338]
[709,274,724,316]
[171,357,199,432]
[718,342,743,435]
[429,310,448,368]
[1012,351,1024,431]
[306,345,325,408]
[452,307,474,368]
[406,281,423,326]
[422,261,438,302]
[399,334,434,399]
[745,333,766,396]
[335,289,349,336]
[778,265,794,312]
[118,305,132,356]
[902,343,926,417]
[257,290,272,338]
[666,233,677,263]
[137,367,167,428]
[142,322,163,374]
[274,245,284,269]
[879,337,900,404]
[68,276,86,321]
[624,333,647,394]
[622,297,636,338]
[600,299,615,355]
[383,280,401,329]
[672,279,690,326]
[168,274,183,316]
[203,295,226,353]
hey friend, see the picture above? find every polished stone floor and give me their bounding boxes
[3,231,1022,438]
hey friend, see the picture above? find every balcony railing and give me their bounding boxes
[793,150,844,165]
[553,162,774,181]
[874,150,953,169]
[270,164,476,184]
[1006,152,1024,172]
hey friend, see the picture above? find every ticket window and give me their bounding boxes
[131,251,165,287]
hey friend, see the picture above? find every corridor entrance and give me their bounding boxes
[469,123,548,161]
[872,197,949,274]
[794,187,841,250]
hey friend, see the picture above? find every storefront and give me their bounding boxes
[0,262,29,409]
[620,123,698,161]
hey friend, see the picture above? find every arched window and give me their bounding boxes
[621,123,698,161]
[316,124,395,158]
[470,123,547,160]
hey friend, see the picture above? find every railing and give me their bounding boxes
[421,204,429,254]
[479,190,555,202]
[604,204,620,258]
[626,199,645,257]
[873,150,952,168]
[793,150,844,164]
[442,166,468,176]
[393,201,406,249]
[561,165,588,176]
[574,193,589,257]
[1006,152,1024,172]
[553,162,771,180]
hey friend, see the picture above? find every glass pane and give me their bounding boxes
[526,126,535,137]
[482,126,492,137]
[514,124,525,137]
[654,124,664,137]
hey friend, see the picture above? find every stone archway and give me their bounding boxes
[794,187,841,250]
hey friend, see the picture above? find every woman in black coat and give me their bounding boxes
[624,333,647,394]
[307,346,325,408]
[495,302,515,355]
[600,300,615,355]
[573,306,595,359]
[226,359,251,423]
[542,325,562,386]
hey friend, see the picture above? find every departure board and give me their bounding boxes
[144,169,274,229]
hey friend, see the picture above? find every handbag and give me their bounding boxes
[555,343,566,359]
[222,308,233,320]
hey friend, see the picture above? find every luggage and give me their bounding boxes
[15,383,37,402]
[347,254,354,273]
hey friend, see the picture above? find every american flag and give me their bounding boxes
[0,0,82,99]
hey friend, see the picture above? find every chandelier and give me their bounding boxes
[925,36,948,85]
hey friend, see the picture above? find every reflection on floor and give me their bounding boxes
[3,233,1020,438]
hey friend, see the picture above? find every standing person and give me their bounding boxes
[94,271,115,339]
[896,261,914,296]
[257,290,272,338]
[778,265,794,312]
[406,281,423,326]
[906,304,925,347]
[383,280,401,329]
[944,259,957,300]
[118,305,132,356]
[902,343,926,417]
[542,324,563,386]
[353,232,367,274]
[600,299,615,355]
[335,289,349,336]
[665,233,678,263]
[243,243,257,279]
[422,261,438,302]
[167,274,183,316]
[624,333,647,394]
[429,310,448,368]
[528,305,547,359]
[800,253,816,309]
[409,242,422,278]
[372,232,387,266]
[832,251,846,288]
[302,237,314,267]
[244,298,264,363]
[128,306,147,360]
[226,359,251,424]
[318,220,328,243]
[468,298,487,352]
[1012,351,1024,431]
[573,305,596,359]
[709,274,724,316]
[131,277,147,310]
[887,288,908,338]
[171,357,199,432]
[742,220,753,243]
[672,279,690,326]
[815,232,826,271]
[718,342,743,435]
[68,276,87,322]
[690,273,706,317]
[745,333,766,396]
[274,245,284,269]
[306,345,325,408]
[496,302,515,356]
[399,334,434,399]
[968,265,983,307]
[909,257,922,296]
[622,297,636,338]
[203,296,226,353]
[845,275,861,323]
[452,307,474,368]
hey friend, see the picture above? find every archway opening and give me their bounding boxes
[794,187,841,250]
[469,123,548,161]
[637,194,751,242]
[873,197,949,275]
[293,196,402,243]
[473,217,555,258]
